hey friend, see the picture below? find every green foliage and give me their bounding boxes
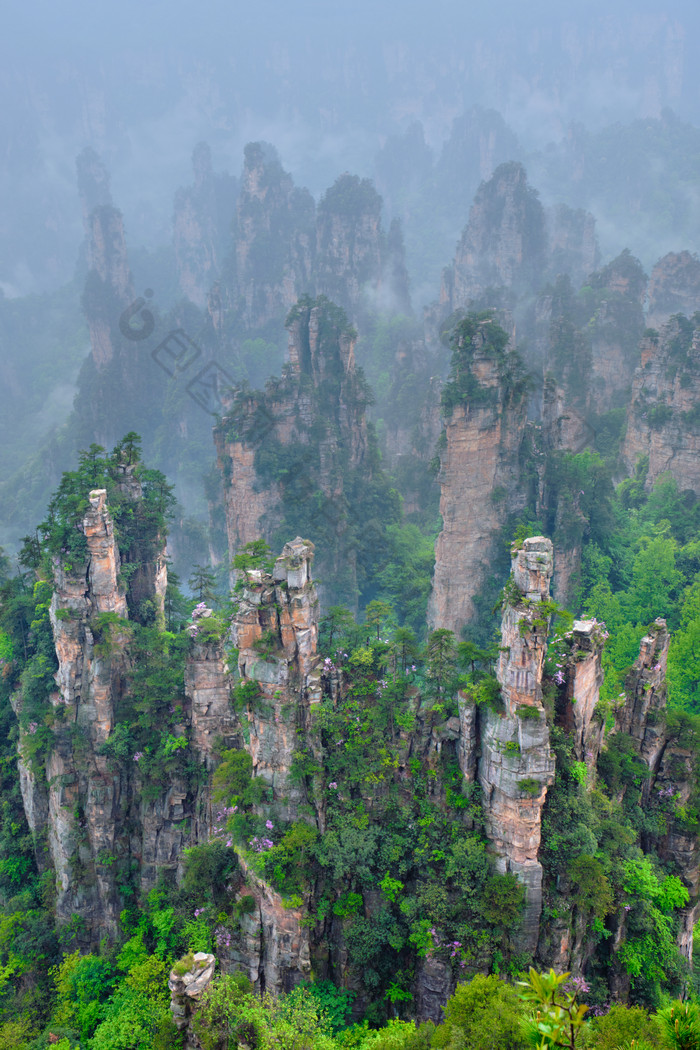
[517,968,588,1048]
[432,974,527,1049]
[442,313,529,415]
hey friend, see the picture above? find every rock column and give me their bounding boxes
[478,537,556,953]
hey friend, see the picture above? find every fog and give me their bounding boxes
[3,0,700,292]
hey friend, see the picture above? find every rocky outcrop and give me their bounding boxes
[442,162,547,313]
[546,204,599,289]
[428,315,529,635]
[316,175,410,317]
[232,538,321,822]
[44,489,130,936]
[169,952,217,1050]
[647,251,700,330]
[614,621,700,971]
[173,142,239,308]
[82,204,134,369]
[186,640,235,770]
[585,251,646,413]
[234,855,311,994]
[223,142,315,330]
[621,318,700,494]
[215,296,379,610]
[478,537,556,954]
[616,619,669,776]
[557,619,607,768]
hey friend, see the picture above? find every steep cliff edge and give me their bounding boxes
[428,314,529,636]
[478,537,556,953]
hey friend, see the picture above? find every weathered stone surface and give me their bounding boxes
[234,855,311,995]
[415,954,453,1023]
[186,641,235,769]
[169,952,217,1049]
[215,297,373,610]
[443,162,547,312]
[546,204,599,289]
[558,619,607,767]
[479,538,556,954]
[225,142,316,330]
[616,619,669,774]
[586,251,646,413]
[621,319,700,495]
[232,539,321,822]
[316,176,410,318]
[428,321,528,635]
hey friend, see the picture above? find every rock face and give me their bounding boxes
[428,316,529,635]
[173,142,239,308]
[557,619,607,768]
[441,162,547,313]
[213,150,410,335]
[547,204,599,289]
[232,538,321,821]
[615,621,700,971]
[224,142,316,330]
[169,952,217,1050]
[44,489,130,936]
[215,296,377,609]
[82,204,134,370]
[621,317,700,494]
[616,619,669,774]
[13,483,239,944]
[234,856,312,994]
[585,251,646,413]
[478,538,556,954]
[316,175,410,318]
[647,251,700,330]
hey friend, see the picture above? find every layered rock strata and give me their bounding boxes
[232,538,321,822]
[478,537,556,953]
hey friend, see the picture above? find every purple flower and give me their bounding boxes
[554,670,565,685]
[329,782,338,789]
[265,819,274,830]
[133,752,143,762]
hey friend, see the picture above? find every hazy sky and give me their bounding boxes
[3,0,700,291]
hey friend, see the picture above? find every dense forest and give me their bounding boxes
[3,5,700,1045]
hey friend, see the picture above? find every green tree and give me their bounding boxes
[432,974,527,1050]
[188,565,218,605]
[425,628,458,698]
